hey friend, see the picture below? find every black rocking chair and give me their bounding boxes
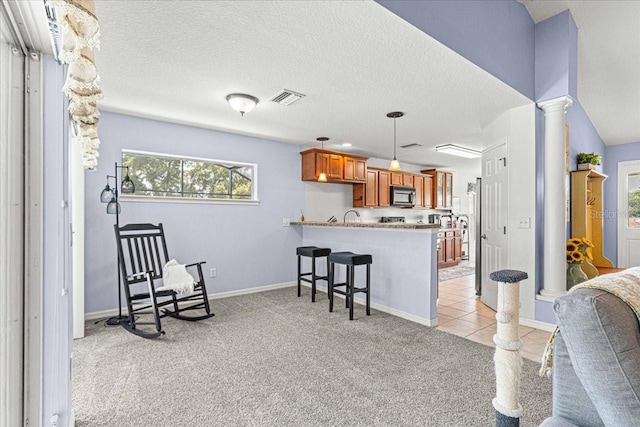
[114,223,214,339]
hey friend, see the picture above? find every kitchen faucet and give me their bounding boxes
[343,209,361,223]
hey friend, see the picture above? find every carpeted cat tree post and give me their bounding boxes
[489,270,528,427]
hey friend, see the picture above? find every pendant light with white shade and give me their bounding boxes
[317,137,329,182]
[387,111,403,171]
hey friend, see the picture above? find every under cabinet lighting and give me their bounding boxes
[435,144,481,159]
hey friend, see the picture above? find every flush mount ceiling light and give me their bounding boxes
[387,111,404,171]
[317,137,329,182]
[435,144,482,159]
[226,93,259,116]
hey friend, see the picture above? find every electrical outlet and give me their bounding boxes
[517,217,531,229]
[210,268,217,278]
[282,218,290,227]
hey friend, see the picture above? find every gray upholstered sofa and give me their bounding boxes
[540,286,640,426]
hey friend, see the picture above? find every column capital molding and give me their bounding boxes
[537,96,573,113]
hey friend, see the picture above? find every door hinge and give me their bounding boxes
[26,73,30,93]
[503,226,506,234]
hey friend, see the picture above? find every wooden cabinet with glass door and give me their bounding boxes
[421,169,453,209]
[571,170,614,267]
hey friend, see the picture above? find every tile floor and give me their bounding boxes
[437,271,552,363]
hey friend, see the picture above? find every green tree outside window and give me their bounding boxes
[122,152,255,200]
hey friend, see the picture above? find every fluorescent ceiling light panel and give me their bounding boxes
[435,144,481,158]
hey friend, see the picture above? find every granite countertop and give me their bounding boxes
[290,221,439,230]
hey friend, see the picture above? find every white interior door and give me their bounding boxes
[617,160,640,268]
[480,143,508,310]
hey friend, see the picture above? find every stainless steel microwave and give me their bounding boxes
[390,185,416,207]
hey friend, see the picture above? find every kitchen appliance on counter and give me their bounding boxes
[390,186,416,207]
[439,214,453,228]
[380,216,406,223]
[428,214,441,224]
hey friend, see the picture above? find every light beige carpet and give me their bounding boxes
[73,287,552,426]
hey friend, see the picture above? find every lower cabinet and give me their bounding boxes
[438,229,462,268]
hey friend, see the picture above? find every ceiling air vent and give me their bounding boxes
[400,143,422,149]
[271,89,305,106]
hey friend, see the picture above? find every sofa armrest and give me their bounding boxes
[554,288,640,426]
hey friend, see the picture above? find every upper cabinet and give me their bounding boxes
[343,156,367,181]
[353,168,434,209]
[422,169,453,210]
[301,148,368,183]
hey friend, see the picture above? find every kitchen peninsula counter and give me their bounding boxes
[291,221,438,326]
[291,221,439,230]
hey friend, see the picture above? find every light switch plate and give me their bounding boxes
[282,218,290,227]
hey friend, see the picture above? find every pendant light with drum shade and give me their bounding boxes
[387,111,403,171]
[317,137,329,182]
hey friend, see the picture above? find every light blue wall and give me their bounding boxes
[84,112,305,312]
[566,101,606,172]
[376,0,535,99]
[602,142,640,262]
[42,55,72,427]
[535,10,578,101]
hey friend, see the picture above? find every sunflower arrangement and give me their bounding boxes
[566,237,595,264]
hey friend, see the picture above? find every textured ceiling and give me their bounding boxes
[520,0,640,146]
[19,1,638,167]
[89,0,532,170]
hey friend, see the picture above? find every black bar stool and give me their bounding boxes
[328,251,373,320]
[296,246,331,302]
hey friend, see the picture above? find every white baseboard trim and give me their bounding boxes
[84,281,297,322]
[209,281,296,300]
[520,317,556,332]
[69,409,75,427]
[299,282,436,327]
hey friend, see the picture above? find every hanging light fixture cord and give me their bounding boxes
[393,117,397,159]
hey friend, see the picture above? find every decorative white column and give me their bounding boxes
[538,96,572,298]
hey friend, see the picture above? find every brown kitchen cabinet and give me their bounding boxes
[413,176,424,207]
[301,148,368,183]
[453,230,462,262]
[378,170,391,207]
[391,172,403,186]
[353,168,434,209]
[423,175,433,208]
[353,169,379,207]
[343,156,367,182]
[438,229,462,268]
[422,169,453,209]
[391,172,414,187]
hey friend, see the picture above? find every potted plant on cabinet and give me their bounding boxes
[577,152,601,170]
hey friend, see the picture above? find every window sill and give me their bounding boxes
[121,195,260,206]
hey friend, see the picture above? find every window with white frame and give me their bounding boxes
[122,150,257,202]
